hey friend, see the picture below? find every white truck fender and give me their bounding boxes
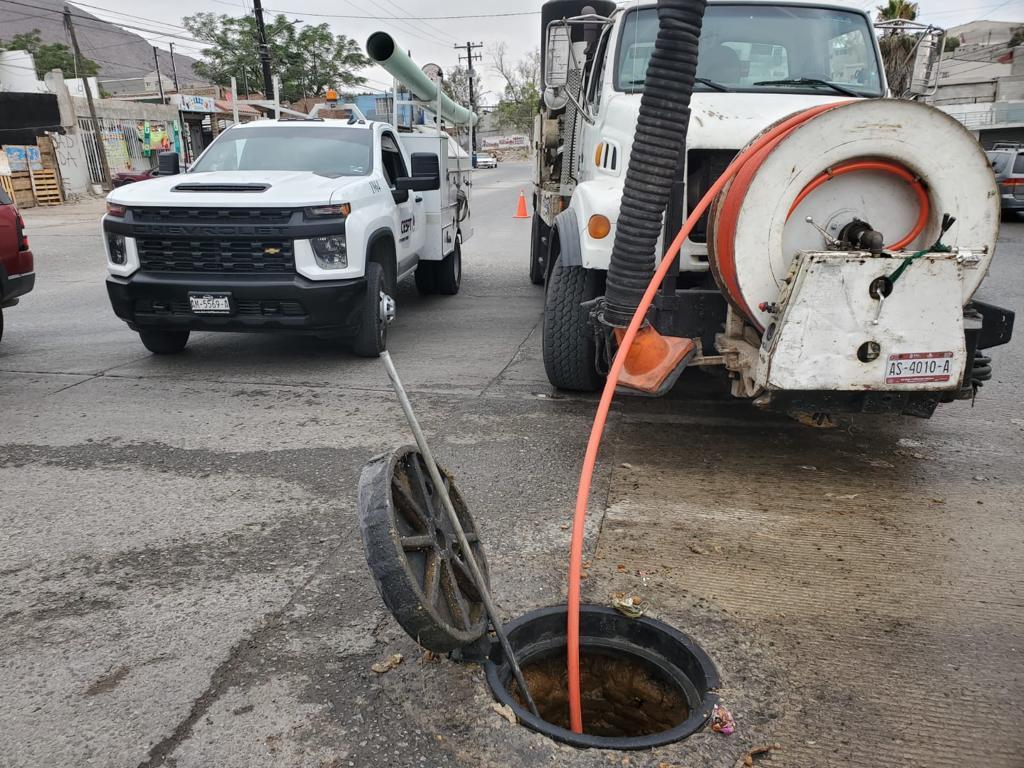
[567,179,623,271]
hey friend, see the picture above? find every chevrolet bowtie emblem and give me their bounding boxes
[263,246,282,255]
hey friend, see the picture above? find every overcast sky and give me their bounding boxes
[78,0,1024,104]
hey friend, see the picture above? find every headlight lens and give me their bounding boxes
[106,202,126,217]
[311,234,347,269]
[107,233,127,265]
[305,203,351,218]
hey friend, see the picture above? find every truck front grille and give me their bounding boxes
[136,239,295,274]
[131,207,293,224]
[686,149,737,244]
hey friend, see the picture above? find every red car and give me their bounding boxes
[0,188,34,343]
[111,168,159,187]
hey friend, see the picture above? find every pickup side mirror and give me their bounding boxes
[157,151,181,176]
[397,176,439,192]
[397,153,441,192]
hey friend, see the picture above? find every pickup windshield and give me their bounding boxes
[616,5,882,97]
[190,125,372,177]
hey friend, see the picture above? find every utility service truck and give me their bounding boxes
[104,50,475,357]
[532,0,1014,421]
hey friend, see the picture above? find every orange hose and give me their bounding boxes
[566,102,864,733]
[787,161,930,251]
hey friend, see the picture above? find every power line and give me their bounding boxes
[262,5,540,21]
[0,0,207,45]
[376,0,458,45]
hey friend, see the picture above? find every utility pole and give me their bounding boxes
[168,42,180,92]
[152,47,165,101]
[455,41,483,156]
[252,0,275,99]
[64,6,111,190]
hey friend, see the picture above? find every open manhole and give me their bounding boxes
[485,605,719,750]
[359,447,720,750]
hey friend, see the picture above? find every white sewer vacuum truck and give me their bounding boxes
[532,0,1014,420]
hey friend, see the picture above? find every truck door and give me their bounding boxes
[380,131,424,272]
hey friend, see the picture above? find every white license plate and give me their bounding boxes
[884,351,955,385]
[189,294,231,314]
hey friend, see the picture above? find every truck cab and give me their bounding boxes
[104,115,470,357]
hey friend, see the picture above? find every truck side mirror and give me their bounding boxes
[158,151,181,176]
[907,28,945,98]
[545,23,571,89]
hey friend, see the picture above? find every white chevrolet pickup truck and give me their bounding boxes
[103,116,471,356]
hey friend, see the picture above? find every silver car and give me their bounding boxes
[986,144,1024,217]
[475,153,498,169]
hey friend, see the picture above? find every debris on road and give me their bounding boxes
[371,653,403,674]
[711,703,736,735]
[489,702,517,724]
[611,592,649,618]
[733,742,782,767]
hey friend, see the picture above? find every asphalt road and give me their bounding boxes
[1,160,1021,768]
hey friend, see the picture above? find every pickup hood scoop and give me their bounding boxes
[172,182,270,193]
[108,170,354,207]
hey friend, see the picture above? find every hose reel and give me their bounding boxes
[705,99,1000,331]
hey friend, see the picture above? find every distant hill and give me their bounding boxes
[0,0,209,94]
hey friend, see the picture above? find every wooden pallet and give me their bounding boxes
[0,175,13,201]
[29,168,62,206]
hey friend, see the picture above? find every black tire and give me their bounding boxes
[0,307,4,344]
[436,238,462,296]
[138,328,189,354]
[414,260,438,295]
[542,254,605,392]
[352,262,389,357]
[529,213,547,286]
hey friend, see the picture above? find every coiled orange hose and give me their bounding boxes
[565,101,930,733]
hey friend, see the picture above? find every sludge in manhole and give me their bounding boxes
[485,605,720,750]
[510,650,689,737]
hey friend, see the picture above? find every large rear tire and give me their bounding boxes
[529,213,547,286]
[542,254,604,392]
[414,260,438,295]
[352,262,390,357]
[138,328,189,354]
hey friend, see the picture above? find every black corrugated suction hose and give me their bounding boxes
[603,0,708,327]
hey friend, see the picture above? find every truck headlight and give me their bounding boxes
[311,235,347,269]
[107,233,127,265]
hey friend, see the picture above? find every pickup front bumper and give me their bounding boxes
[106,271,368,336]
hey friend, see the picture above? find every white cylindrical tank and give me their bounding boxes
[0,50,46,93]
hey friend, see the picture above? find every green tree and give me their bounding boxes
[182,12,368,103]
[0,29,99,79]
[876,1,919,97]
[943,36,961,53]
[1009,25,1024,49]
[489,43,539,136]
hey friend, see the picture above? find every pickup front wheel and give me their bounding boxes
[138,328,190,355]
[352,262,391,357]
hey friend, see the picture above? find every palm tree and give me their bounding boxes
[876,0,918,21]
[876,0,920,96]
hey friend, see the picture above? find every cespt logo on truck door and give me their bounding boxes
[399,215,415,242]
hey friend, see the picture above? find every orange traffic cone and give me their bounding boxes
[514,190,530,219]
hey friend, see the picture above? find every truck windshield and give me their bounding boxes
[616,5,882,97]
[190,126,372,177]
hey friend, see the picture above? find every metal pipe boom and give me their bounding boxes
[366,32,478,127]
